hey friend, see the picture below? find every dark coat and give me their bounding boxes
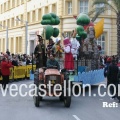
[107,63,119,83]
[12,60,18,66]
[34,43,46,68]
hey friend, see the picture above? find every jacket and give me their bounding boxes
[47,59,60,70]
[107,63,119,83]
[1,61,13,76]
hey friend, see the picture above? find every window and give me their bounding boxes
[16,0,18,7]
[4,2,6,11]
[52,4,56,13]
[12,0,15,8]
[3,20,6,28]
[10,37,14,53]
[21,0,24,4]
[32,10,36,22]
[96,3,105,13]
[27,12,30,22]
[0,5,1,14]
[20,14,23,25]
[68,1,72,15]
[11,18,14,27]
[3,38,5,52]
[16,16,19,26]
[1,4,3,13]
[0,39,1,51]
[8,1,10,10]
[7,19,10,27]
[45,6,48,14]
[79,0,88,13]
[38,9,42,21]
[16,37,22,53]
[97,33,105,54]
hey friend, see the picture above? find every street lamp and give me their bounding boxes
[0,24,8,50]
[15,17,28,54]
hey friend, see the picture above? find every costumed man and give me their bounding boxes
[52,37,64,70]
[46,38,55,57]
[63,38,74,74]
[70,30,80,60]
[34,35,46,69]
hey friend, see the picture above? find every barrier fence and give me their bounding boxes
[0,65,36,81]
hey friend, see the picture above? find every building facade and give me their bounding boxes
[0,0,117,55]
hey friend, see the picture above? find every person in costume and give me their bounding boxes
[52,37,64,70]
[70,30,80,60]
[46,38,55,57]
[63,38,74,74]
[34,35,46,69]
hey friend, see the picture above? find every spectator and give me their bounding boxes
[117,60,120,68]
[104,57,111,77]
[12,56,18,66]
[1,56,13,90]
[6,49,10,56]
[26,57,32,65]
[107,59,119,99]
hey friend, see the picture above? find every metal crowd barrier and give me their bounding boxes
[0,65,36,81]
[26,65,36,78]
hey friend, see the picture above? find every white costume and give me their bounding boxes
[70,38,80,60]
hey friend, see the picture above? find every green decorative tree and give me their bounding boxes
[76,13,90,26]
[75,13,90,53]
[41,13,60,40]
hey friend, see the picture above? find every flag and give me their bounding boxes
[94,18,104,38]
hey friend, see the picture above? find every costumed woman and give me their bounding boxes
[63,38,74,74]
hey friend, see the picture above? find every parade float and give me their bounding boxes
[73,13,104,86]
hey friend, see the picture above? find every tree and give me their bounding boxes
[89,0,120,57]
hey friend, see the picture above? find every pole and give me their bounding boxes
[6,26,8,50]
[25,21,28,54]
[32,53,34,74]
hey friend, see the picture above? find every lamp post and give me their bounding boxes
[15,17,28,54]
[0,24,8,50]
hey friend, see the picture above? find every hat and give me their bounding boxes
[63,38,71,46]
[56,37,61,43]
[37,35,44,41]
[107,57,112,62]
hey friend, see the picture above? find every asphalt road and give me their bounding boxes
[0,80,119,120]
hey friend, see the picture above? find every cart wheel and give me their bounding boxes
[59,94,64,101]
[64,89,71,108]
[39,96,43,101]
[34,96,40,107]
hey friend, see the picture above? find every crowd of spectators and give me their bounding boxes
[0,49,36,66]
[100,55,119,67]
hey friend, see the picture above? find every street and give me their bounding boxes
[0,80,119,120]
